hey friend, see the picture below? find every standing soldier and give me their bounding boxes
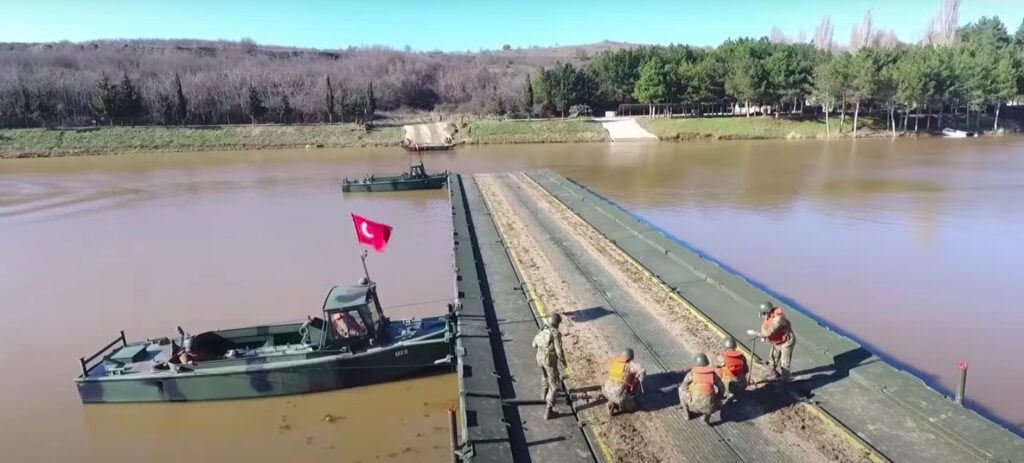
[531,313,565,419]
[748,301,796,381]
[679,354,725,424]
[602,348,646,415]
[715,337,748,398]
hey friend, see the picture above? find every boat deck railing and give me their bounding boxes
[78,330,127,377]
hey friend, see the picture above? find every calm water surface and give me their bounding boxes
[2,137,1022,461]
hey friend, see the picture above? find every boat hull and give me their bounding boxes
[342,175,447,192]
[75,335,450,403]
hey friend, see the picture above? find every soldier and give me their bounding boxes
[748,301,797,381]
[531,313,565,419]
[602,348,646,415]
[678,354,725,424]
[715,337,748,398]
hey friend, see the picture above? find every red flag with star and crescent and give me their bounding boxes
[351,213,393,253]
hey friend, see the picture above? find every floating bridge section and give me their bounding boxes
[447,171,1024,462]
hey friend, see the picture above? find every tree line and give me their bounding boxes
[529,14,1024,133]
[1,7,1022,131]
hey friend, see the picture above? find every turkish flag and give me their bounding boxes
[351,213,393,253]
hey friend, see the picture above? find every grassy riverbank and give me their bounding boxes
[0,124,402,158]
[638,117,882,140]
[638,115,1021,141]
[457,119,609,144]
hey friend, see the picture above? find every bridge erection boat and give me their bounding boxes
[75,281,453,403]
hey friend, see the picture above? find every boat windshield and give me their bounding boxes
[329,309,368,339]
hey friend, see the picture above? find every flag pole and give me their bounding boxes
[359,248,371,283]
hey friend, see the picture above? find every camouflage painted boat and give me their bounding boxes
[342,161,448,193]
[75,281,453,403]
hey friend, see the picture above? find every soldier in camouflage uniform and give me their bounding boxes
[748,301,797,381]
[531,313,565,419]
[602,348,646,415]
[679,354,726,424]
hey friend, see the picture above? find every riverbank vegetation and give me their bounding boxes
[457,119,608,144]
[1,0,1022,141]
[0,124,400,157]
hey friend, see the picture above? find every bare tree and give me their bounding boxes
[924,0,960,46]
[814,16,835,52]
[850,10,874,51]
[770,27,791,44]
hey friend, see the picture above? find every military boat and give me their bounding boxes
[342,160,448,193]
[75,281,453,403]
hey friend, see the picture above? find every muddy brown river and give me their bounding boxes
[2,137,1022,461]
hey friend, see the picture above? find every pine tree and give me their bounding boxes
[118,74,144,125]
[90,74,118,126]
[524,77,534,120]
[173,73,188,125]
[280,94,294,124]
[247,84,267,125]
[325,76,336,123]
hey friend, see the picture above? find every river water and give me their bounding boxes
[2,137,1022,461]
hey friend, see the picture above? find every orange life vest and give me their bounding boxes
[762,308,790,345]
[718,350,747,380]
[688,366,715,396]
[608,356,637,391]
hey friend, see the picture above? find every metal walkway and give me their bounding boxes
[528,169,1024,463]
[450,174,598,463]
[449,171,1024,462]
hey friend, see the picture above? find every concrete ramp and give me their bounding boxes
[596,117,657,142]
[402,122,453,145]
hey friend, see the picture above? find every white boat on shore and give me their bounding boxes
[941,128,977,138]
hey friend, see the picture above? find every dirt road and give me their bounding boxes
[474,173,871,463]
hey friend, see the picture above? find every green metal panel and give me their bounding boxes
[527,170,1024,462]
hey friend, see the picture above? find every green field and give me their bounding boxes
[637,116,871,140]
[457,119,609,144]
[0,124,402,158]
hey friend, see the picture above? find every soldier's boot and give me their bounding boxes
[702,413,712,425]
[780,367,792,383]
[545,406,555,420]
[680,402,693,420]
[607,401,617,416]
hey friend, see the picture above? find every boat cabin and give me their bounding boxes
[406,161,427,179]
[319,282,388,349]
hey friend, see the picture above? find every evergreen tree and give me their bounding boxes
[524,77,534,120]
[325,76,336,123]
[634,59,669,117]
[247,84,267,125]
[280,94,294,124]
[991,48,1020,131]
[118,74,144,125]
[173,73,188,125]
[1015,19,1024,45]
[812,55,843,137]
[90,74,118,126]
[848,51,878,136]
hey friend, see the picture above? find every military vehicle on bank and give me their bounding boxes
[75,281,453,403]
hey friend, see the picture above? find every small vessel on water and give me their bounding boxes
[941,127,977,138]
[342,159,448,192]
[75,280,453,403]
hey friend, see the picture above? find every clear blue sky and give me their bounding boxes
[4,0,1023,51]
